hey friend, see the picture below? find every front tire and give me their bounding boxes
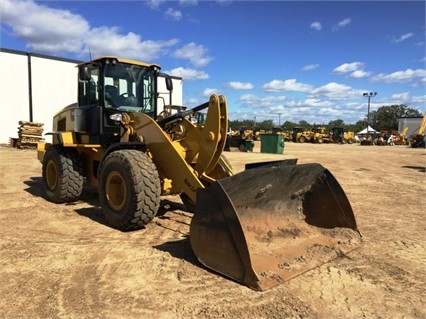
[42,145,83,203]
[99,150,161,231]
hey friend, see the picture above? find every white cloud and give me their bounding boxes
[239,94,258,102]
[202,88,220,97]
[411,94,426,104]
[301,64,319,71]
[179,0,198,5]
[310,82,354,99]
[172,42,213,68]
[165,67,209,80]
[145,0,167,9]
[317,107,344,117]
[389,92,411,101]
[332,18,351,31]
[303,98,333,107]
[1,0,89,53]
[418,77,426,87]
[333,62,371,79]
[348,70,371,79]
[262,79,313,92]
[371,68,426,83]
[337,18,351,27]
[333,62,364,74]
[164,8,183,21]
[229,92,370,124]
[386,92,426,107]
[239,94,287,109]
[392,32,414,43]
[184,97,201,106]
[0,0,181,60]
[310,22,322,31]
[85,26,179,60]
[216,0,233,5]
[227,81,254,90]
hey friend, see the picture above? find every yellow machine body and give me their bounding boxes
[37,57,361,291]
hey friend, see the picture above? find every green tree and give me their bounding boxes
[369,105,422,131]
[348,121,365,133]
[255,120,274,130]
[229,119,275,131]
[298,120,311,130]
[281,120,298,131]
[328,119,345,128]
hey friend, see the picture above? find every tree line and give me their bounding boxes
[229,105,423,133]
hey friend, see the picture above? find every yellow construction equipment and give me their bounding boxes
[37,57,361,291]
[226,126,255,151]
[292,126,314,143]
[312,127,328,144]
[304,127,355,145]
[331,127,356,144]
[343,130,356,144]
[410,113,426,148]
[394,127,408,145]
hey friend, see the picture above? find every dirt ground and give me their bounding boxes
[0,141,425,319]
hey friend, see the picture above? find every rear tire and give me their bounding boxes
[99,150,161,231]
[298,136,306,143]
[42,145,83,203]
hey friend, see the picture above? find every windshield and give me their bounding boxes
[103,61,157,115]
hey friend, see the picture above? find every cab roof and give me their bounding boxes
[78,56,161,69]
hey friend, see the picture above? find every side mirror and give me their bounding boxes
[165,75,173,91]
[79,66,91,81]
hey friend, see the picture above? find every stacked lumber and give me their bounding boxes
[16,121,44,149]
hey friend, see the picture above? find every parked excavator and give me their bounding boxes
[37,56,361,291]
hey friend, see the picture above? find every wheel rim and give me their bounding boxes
[105,171,127,211]
[46,159,58,191]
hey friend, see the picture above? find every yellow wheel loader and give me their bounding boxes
[37,57,361,291]
[410,113,426,148]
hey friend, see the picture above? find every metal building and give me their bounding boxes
[0,48,183,144]
[398,116,425,140]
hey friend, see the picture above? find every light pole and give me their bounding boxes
[363,92,377,134]
[278,112,281,127]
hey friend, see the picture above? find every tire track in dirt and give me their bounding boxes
[284,248,425,319]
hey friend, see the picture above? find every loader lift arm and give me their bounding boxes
[131,94,229,204]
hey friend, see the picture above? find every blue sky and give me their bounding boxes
[1,0,425,125]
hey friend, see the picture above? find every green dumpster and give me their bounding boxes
[245,139,254,152]
[260,134,285,154]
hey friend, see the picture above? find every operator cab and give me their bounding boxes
[76,57,169,145]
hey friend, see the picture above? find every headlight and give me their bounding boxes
[110,113,123,122]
